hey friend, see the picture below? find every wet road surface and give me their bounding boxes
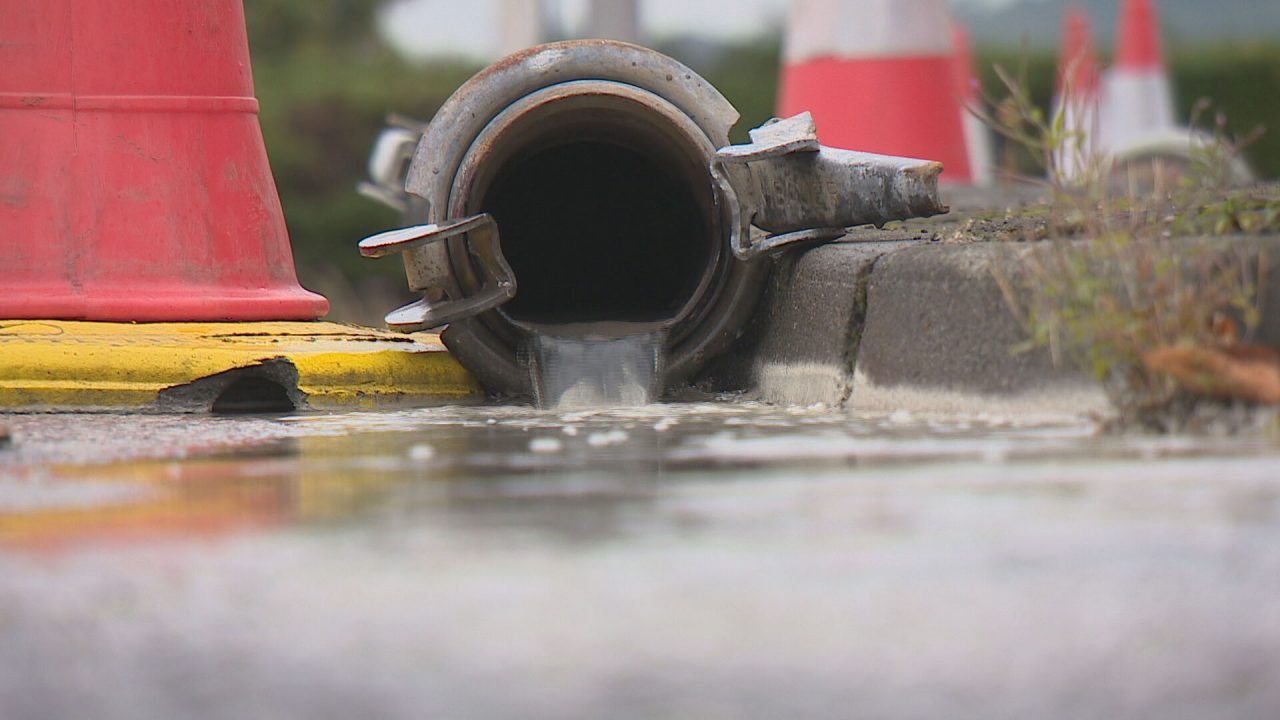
[2,403,1280,719]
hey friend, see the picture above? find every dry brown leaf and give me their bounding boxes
[1143,345,1280,405]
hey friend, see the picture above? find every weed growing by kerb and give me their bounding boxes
[976,62,1278,430]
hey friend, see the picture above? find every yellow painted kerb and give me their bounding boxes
[0,320,481,411]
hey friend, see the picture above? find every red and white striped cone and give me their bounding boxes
[950,21,993,185]
[1100,0,1175,152]
[1052,6,1102,180]
[778,0,972,183]
[0,0,328,322]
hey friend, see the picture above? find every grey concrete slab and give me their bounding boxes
[857,243,1086,395]
[707,232,1280,414]
[853,237,1280,413]
[700,241,915,405]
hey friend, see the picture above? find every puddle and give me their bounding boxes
[2,402,1278,549]
[2,402,1280,718]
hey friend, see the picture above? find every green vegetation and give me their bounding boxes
[1173,44,1280,180]
[979,60,1278,429]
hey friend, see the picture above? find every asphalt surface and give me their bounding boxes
[2,403,1280,719]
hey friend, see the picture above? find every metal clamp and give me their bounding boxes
[713,112,948,261]
[356,115,425,214]
[358,214,517,332]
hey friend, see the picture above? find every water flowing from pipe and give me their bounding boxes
[523,322,667,409]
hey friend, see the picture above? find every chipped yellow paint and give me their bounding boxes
[0,320,481,411]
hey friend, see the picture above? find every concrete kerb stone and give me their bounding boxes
[699,240,914,405]
[852,242,1104,415]
[702,234,1280,416]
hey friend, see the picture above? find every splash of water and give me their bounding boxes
[524,323,667,409]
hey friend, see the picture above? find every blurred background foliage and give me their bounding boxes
[243,0,1280,323]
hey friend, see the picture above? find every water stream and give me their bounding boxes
[522,322,668,409]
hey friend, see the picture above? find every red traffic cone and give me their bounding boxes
[1101,0,1175,151]
[778,0,972,183]
[1053,6,1102,179]
[0,0,328,322]
[950,21,993,185]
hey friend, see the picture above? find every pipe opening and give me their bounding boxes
[485,140,710,324]
[460,88,720,332]
[421,48,768,397]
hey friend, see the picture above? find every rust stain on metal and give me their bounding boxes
[905,161,946,179]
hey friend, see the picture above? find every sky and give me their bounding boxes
[380,0,1021,60]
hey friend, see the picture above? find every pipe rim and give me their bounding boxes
[410,41,766,397]
[447,80,726,348]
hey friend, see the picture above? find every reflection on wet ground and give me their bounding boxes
[2,402,1280,719]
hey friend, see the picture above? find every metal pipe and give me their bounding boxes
[358,41,947,398]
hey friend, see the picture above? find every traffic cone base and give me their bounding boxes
[0,288,332,325]
[0,322,480,412]
[0,0,328,322]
